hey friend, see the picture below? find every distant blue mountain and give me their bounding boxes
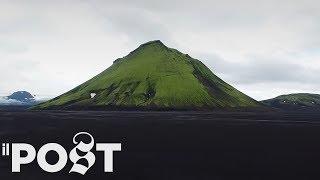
[0,91,45,106]
[7,91,35,103]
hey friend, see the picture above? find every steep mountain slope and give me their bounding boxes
[34,40,260,110]
[261,93,320,109]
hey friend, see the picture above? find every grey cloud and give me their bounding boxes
[87,2,175,45]
[0,41,28,53]
[198,53,320,84]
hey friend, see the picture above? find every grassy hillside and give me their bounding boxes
[261,93,320,109]
[33,40,260,110]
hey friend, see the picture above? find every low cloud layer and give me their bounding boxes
[0,97,23,105]
[1,0,320,100]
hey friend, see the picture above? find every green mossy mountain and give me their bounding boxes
[261,93,320,109]
[33,40,260,110]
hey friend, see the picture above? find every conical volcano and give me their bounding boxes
[34,40,260,110]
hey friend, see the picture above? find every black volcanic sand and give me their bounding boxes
[1,110,320,179]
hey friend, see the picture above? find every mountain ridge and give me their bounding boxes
[261,93,320,109]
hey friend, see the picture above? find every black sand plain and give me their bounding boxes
[1,109,320,179]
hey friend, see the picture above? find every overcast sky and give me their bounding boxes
[1,0,320,100]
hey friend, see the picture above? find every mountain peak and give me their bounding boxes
[8,91,34,102]
[137,40,167,49]
[113,40,168,64]
[142,40,164,45]
[0,91,47,106]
